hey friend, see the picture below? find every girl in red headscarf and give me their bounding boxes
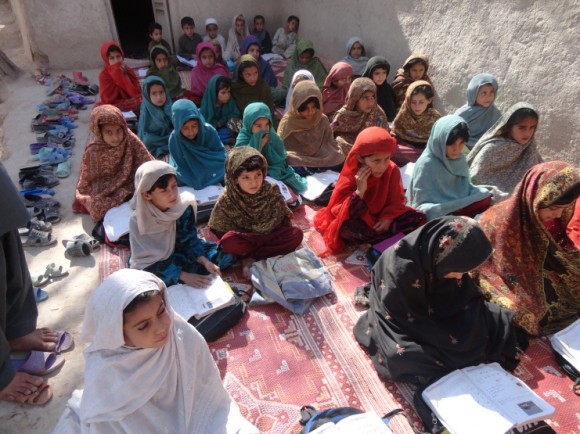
[97,41,142,113]
[314,126,426,254]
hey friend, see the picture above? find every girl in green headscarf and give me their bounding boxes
[283,39,328,90]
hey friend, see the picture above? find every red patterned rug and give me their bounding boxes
[99,205,580,434]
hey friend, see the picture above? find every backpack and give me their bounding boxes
[299,405,404,433]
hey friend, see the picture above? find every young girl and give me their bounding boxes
[455,73,501,148]
[331,77,388,154]
[392,53,433,107]
[362,56,397,121]
[200,75,241,145]
[97,41,141,112]
[391,80,441,165]
[354,216,520,382]
[190,42,230,104]
[73,105,153,223]
[342,37,369,77]
[314,127,426,254]
[235,102,307,192]
[406,115,492,221]
[224,14,249,61]
[209,147,303,276]
[231,55,275,119]
[240,35,278,87]
[272,15,299,58]
[168,99,226,189]
[137,76,174,159]
[52,269,258,433]
[467,102,542,195]
[322,61,353,117]
[130,161,234,287]
[282,39,328,90]
[278,81,344,175]
[147,45,188,101]
[284,69,315,114]
[475,161,580,336]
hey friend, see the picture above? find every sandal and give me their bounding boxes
[31,274,50,287]
[19,218,52,236]
[23,229,57,247]
[56,160,71,178]
[63,233,100,251]
[44,263,68,278]
[19,187,55,197]
[53,331,74,354]
[11,351,65,376]
[22,194,60,209]
[63,240,91,257]
[42,206,61,224]
[34,287,49,303]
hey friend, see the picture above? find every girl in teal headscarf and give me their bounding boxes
[168,99,226,189]
[406,115,491,220]
[200,75,241,145]
[138,76,174,158]
[235,102,307,192]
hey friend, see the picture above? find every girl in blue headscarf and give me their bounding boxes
[138,76,174,159]
[235,102,307,192]
[454,73,501,148]
[168,99,226,189]
[407,115,492,220]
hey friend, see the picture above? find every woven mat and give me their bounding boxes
[99,205,578,433]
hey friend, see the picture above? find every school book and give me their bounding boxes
[167,275,236,320]
[550,319,580,372]
[265,176,297,204]
[180,184,224,205]
[308,411,393,433]
[398,162,414,191]
[301,171,340,201]
[422,362,555,434]
[103,201,132,242]
[176,55,197,68]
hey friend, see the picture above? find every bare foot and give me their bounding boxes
[241,258,256,280]
[9,328,58,352]
[0,372,50,405]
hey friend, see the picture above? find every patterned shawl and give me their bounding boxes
[138,75,174,157]
[467,102,543,195]
[73,105,154,222]
[392,53,433,107]
[168,99,226,189]
[331,77,388,154]
[200,74,241,128]
[235,102,307,192]
[362,56,397,121]
[278,81,344,167]
[208,146,292,235]
[406,115,491,220]
[342,36,369,76]
[283,39,328,89]
[146,45,184,99]
[455,73,502,147]
[475,161,580,336]
[354,216,518,381]
[322,61,353,115]
[231,55,275,117]
[391,80,441,144]
[314,127,412,253]
[190,43,230,101]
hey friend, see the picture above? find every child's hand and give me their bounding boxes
[198,256,221,276]
[260,133,270,149]
[373,219,393,233]
[355,166,371,197]
[180,272,214,288]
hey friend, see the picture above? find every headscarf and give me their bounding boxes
[314,127,413,253]
[353,216,518,381]
[97,41,141,110]
[231,55,275,121]
[455,73,502,147]
[129,161,196,270]
[137,75,174,157]
[240,35,277,87]
[342,36,369,76]
[284,69,315,114]
[190,42,229,101]
[475,161,580,336]
[322,62,354,115]
[331,77,388,154]
[278,81,344,168]
[146,45,183,99]
[208,146,293,235]
[200,74,241,128]
[225,14,249,61]
[168,99,226,189]
[283,39,328,89]
[467,102,542,195]
[406,115,491,221]
[391,80,441,144]
[362,56,397,120]
[235,102,307,192]
[392,53,433,107]
[78,269,257,432]
[73,105,154,223]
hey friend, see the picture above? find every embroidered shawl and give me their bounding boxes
[392,53,433,107]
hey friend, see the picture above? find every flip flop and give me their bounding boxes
[54,331,74,354]
[63,240,90,257]
[34,288,49,303]
[44,263,68,278]
[63,233,100,251]
[56,160,71,178]
[11,351,65,376]
[31,274,50,287]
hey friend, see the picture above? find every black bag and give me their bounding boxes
[188,295,247,342]
[299,404,404,433]
[553,351,580,396]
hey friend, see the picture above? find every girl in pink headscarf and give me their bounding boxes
[190,42,230,105]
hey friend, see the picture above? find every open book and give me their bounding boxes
[167,275,235,320]
[309,412,392,433]
[176,55,197,68]
[103,201,132,241]
[550,319,580,371]
[301,171,340,201]
[180,185,224,206]
[265,176,297,204]
[398,163,415,191]
[422,363,554,434]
